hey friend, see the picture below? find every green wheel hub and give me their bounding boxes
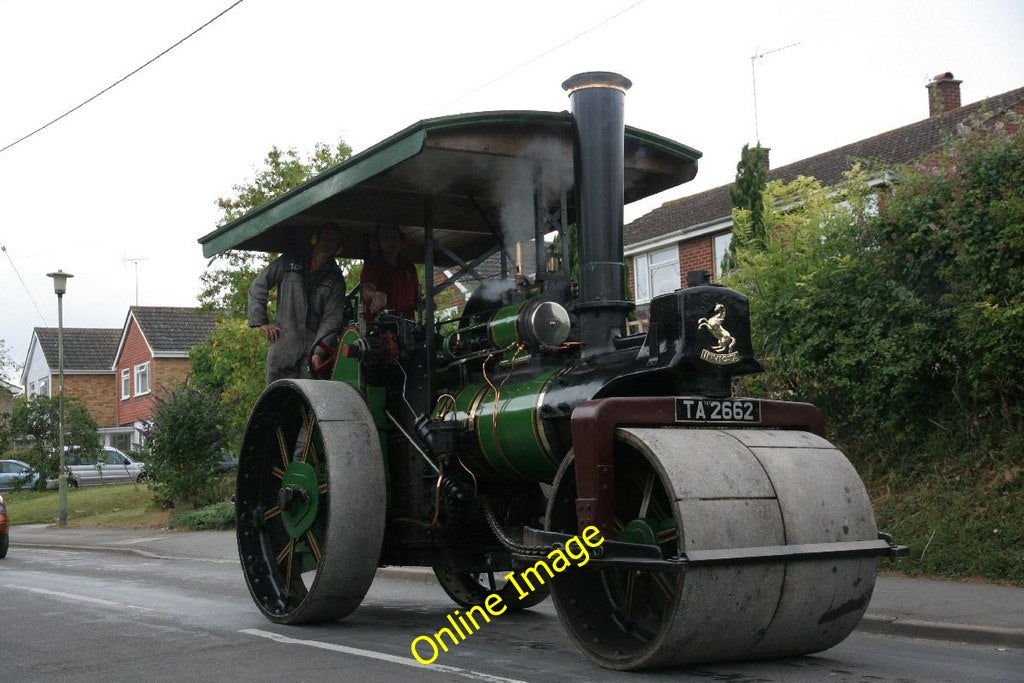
[279,461,322,539]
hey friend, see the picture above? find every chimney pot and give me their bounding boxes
[927,72,962,117]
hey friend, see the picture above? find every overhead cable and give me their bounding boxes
[430,0,647,114]
[0,0,247,155]
[1,245,49,325]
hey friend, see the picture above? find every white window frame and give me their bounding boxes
[713,232,734,279]
[37,376,49,397]
[633,245,680,304]
[121,368,131,400]
[133,362,151,397]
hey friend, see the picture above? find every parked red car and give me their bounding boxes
[0,494,9,558]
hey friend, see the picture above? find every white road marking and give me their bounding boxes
[4,584,155,611]
[240,628,528,683]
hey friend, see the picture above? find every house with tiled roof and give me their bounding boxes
[624,73,1024,322]
[111,306,218,449]
[20,327,121,427]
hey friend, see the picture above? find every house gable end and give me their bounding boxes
[113,311,153,370]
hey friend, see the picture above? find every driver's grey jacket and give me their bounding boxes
[248,253,347,384]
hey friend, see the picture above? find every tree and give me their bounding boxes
[726,144,771,270]
[188,318,267,450]
[195,140,358,451]
[0,338,17,383]
[6,394,101,483]
[144,382,227,508]
[199,140,356,318]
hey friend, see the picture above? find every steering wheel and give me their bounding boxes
[309,330,342,379]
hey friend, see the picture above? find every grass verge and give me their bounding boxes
[868,459,1024,586]
[2,484,231,531]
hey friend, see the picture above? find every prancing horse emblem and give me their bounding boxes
[698,303,737,354]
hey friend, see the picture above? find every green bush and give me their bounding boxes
[144,383,227,509]
[169,501,235,531]
[726,126,1024,450]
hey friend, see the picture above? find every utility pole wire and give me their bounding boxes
[1,244,49,325]
[0,0,247,156]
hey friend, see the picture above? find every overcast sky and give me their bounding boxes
[2,0,1022,383]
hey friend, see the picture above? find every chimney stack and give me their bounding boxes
[927,72,962,117]
[562,71,633,358]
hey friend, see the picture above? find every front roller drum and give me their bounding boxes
[236,379,386,624]
[546,428,879,670]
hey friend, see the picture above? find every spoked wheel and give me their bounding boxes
[546,428,880,670]
[432,565,548,611]
[236,379,385,624]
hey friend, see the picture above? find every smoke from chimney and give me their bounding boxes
[927,72,962,117]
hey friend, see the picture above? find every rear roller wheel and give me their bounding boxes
[236,379,385,624]
[432,566,548,610]
[546,428,879,670]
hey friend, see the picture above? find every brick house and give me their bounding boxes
[1,379,22,415]
[624,74,1024,324]
[111,306,218,450]
[20,327,121,427]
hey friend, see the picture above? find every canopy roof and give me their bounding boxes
[198,110,701,265]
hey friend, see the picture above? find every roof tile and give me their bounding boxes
[129,307,219,354]
[34,328,120,372]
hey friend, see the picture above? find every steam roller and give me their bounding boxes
[202,67,906,672]
[543,425,881,670]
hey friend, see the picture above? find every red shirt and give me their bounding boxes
[360,256,419,320]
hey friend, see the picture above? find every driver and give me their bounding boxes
[248,222,348,383]
[360,224,420,320]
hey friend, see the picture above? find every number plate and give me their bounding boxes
[674,398,761,424]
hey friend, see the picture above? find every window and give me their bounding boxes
[121,368,131,399]
[109,432,133,452]
[633,246,680,304]
[134,362,150,396]
[37,376,49,397]
[713,232,734,279]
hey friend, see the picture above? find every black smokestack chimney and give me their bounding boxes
[563,71,633,358]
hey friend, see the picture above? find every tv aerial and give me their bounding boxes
[751,42,799,144]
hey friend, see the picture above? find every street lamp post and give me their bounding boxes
[47,269,73,528]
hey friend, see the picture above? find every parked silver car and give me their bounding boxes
[66,446,146,486]
[0,459,40,491]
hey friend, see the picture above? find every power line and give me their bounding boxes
[0,0,247,156]
[1,244,49,326]
[431,0,648,114]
